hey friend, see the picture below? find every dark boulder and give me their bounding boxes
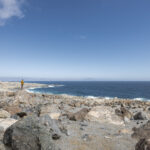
[133,112,147,120]
[132,121,150,139]
[3,115,61,150]
[16,112,27,118]
[132,121,150,150]
[135,138,150,150]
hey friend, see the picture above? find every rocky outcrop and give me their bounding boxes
[3,115,61,150]
[135,138,150,150]
[4,106,21,115]
[0,118,17,142]
[36,103,61,120]
[115,107,133,121]
[66,108,90,121]
[0,141,11,150]
[133,112,147,120]
[0,110,11,118]
[68,100,82,107]
[132,121,150,150]
[0,119,17,132]
[132,121,150,139]
[86,106,124,125]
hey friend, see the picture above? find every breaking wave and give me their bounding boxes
[48,84,64,88]
[133,98,148,101]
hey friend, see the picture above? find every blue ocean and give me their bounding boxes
[27,81,150,101]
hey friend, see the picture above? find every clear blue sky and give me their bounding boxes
[0,0,150,81]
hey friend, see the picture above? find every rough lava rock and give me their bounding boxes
[115,107,133,120]
[132,120,150,139]
[135,139,150,150]
[132,120,150,150]
[3,115,61,150]
[133,112,147,120]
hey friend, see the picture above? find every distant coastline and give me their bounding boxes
[25,81,150,101]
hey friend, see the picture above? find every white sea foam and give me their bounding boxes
[27,87,36,90]
[48,84,64,88]
[48,85,55,88]
[25,89,36,94]
[86,96,98,99]
[60,94,75,97]
[26,85,149,102]
[86,96,118,100]
[104,97,114,100]
[133,98,147,101]
[25,87,42,93]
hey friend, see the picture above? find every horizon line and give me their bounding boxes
[0,77,150,82]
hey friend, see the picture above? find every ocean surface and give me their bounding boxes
[27,81,150,101]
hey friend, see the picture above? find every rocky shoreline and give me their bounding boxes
[0,82,150,150]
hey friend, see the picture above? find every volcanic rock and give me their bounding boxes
[133,112,147,120]
[3,115,61,150]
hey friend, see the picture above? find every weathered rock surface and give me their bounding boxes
[0,110,11,118]
[0,118,17,132]
[133,112,147,120]
[0,118,17,143]
[0,141,11,150]
[36,103,61,120]
[4,106,21,115]
[86,106,124,125]
[135,138,150,150]
[132,120,150,139]
[115,107,133,120]
[3,115,61,150]
[132,121,150,150]
[66,108,90,121]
